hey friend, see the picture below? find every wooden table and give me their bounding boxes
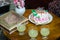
[4,9,60,40]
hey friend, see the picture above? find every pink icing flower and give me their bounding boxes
[42,18,44,20]
[38,18,45,22]
[39,17,48,22]
[34,17,39,22]
[39,18,43,22]
[44,17,48,21]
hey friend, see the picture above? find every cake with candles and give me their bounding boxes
[31,10,49,25]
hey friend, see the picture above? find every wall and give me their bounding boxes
[25,0,53,9]
[9,0,53,10]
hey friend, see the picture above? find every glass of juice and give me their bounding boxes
[28,26,38,40]
[17,24,26,35]
[40,25,50,40]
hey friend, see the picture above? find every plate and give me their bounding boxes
[29,13,53,25]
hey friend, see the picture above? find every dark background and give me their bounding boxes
[0,0,53,15]
[25,0,53,9]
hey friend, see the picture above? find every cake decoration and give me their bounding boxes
[32,10,37,16]
[31,9,49,24]
[29,9,53,25]
[45,10,48,12]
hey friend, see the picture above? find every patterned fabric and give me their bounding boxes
[48,0,60,17]
[0,0,10,7]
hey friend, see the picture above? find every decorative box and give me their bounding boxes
[0,10,28,34]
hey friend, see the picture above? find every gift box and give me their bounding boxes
[0,10,28,34]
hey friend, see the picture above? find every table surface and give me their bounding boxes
[4,9,60,40]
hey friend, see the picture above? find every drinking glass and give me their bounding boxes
[40,25,50,40]
[28,26,38,40]
[17,24,26,35]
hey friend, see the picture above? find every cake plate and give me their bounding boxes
[29,13,53,25]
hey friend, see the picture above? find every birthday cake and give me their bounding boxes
[31,10,49,24]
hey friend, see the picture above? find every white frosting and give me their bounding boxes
[33,10,49,24]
